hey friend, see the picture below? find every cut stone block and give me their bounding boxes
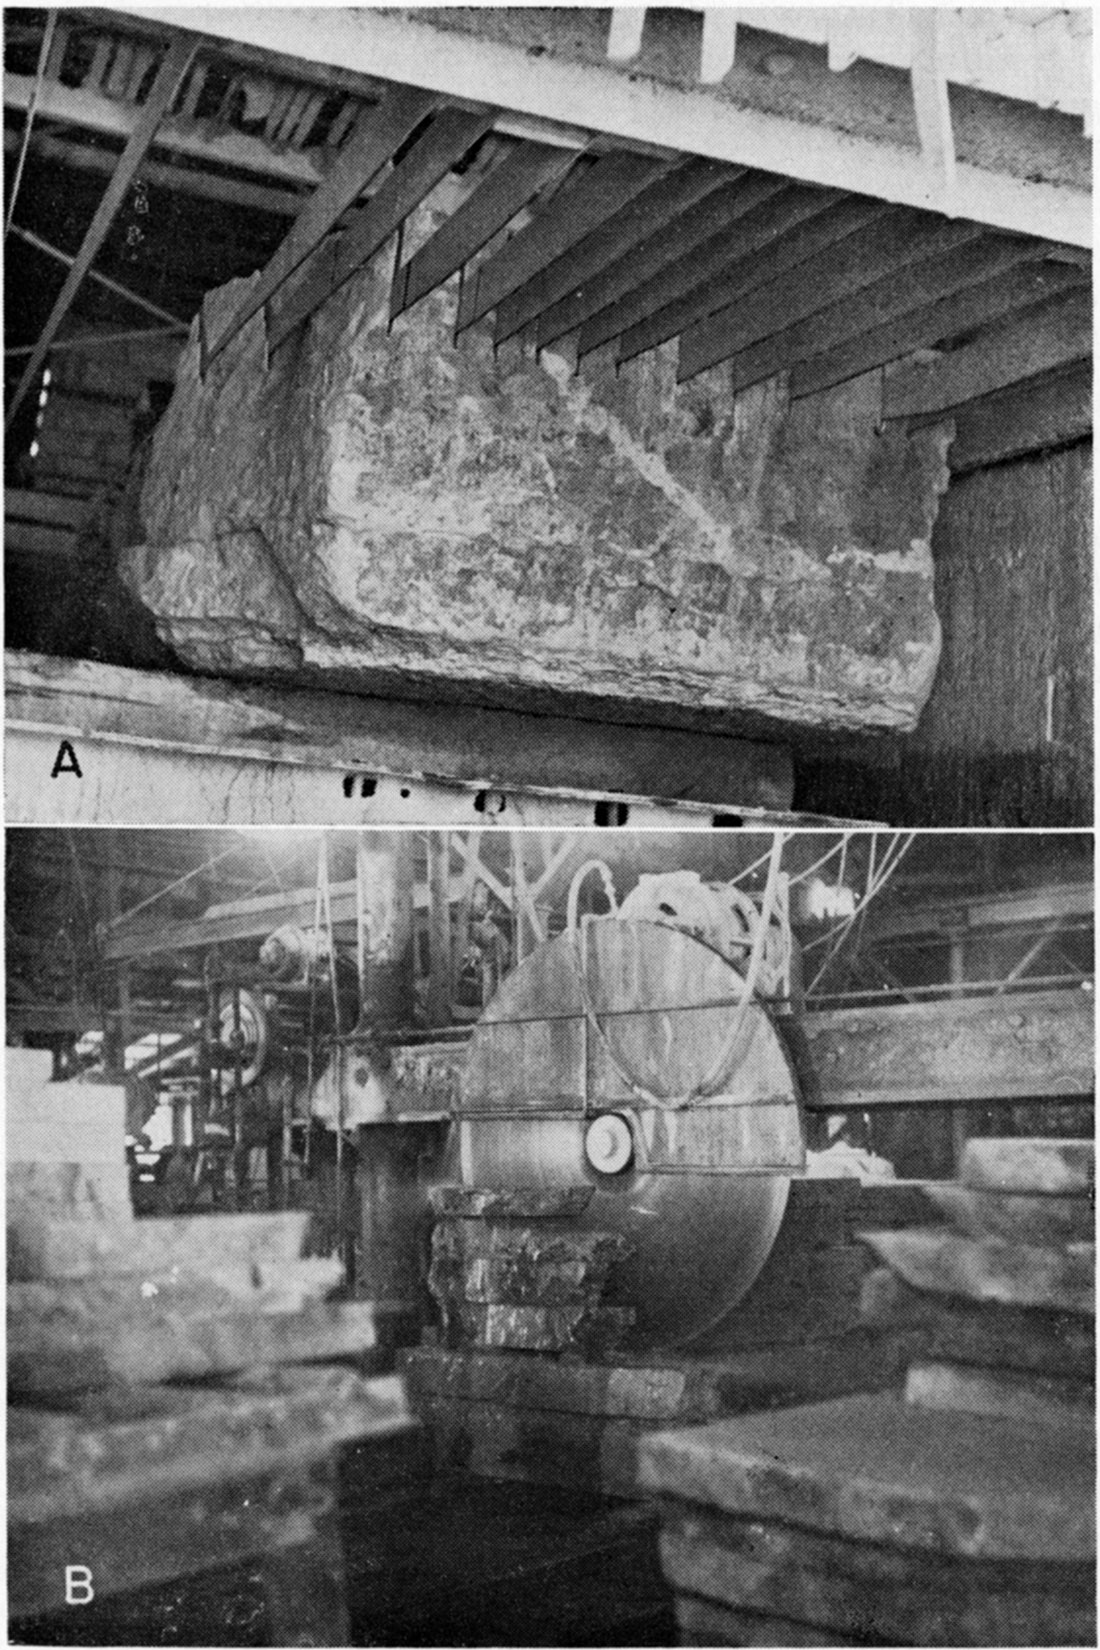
[860,1227,1095,1314]
[419,1394,644,1498]
[638,1392,1095,1560]
[961,1137,1094,1196]
[120,230,950,739]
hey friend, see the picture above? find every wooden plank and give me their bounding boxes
[456,149,671,333]
[5,35,195,429]
[949,361,1092,472]
[909,10,957,209]
[883,285,1092,418]
[729,230,1037,396]
[204,83,437,367]
[612,191,882,366]
[391,140,573,318]
[678,206,985,382]
[268,104,495,350]
[792,260,1089,400]
[536,170,786,350]
[493,157,731,344]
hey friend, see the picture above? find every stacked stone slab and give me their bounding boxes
[640,1137,1095,1646]
[119,207,951,739]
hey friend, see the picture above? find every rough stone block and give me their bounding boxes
[120,225,950,739]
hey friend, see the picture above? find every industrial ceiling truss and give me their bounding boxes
[4,8,1092,440]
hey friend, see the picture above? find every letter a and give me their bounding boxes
[51,740,82,779]
[65,1566,94,1605]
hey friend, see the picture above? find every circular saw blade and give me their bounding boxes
[459,1116,789,1351]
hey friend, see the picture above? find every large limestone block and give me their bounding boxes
[122,228,949,737]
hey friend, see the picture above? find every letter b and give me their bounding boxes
[65,1566,94,1605]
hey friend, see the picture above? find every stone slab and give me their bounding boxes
[660,1505,1096,1647]
[860,1227,1095,1314]
[401,1346,728,1423]
[961,1137,1094,1196]
[9,1262,347,1393]
[428,1184,594,1220]
[638,1392,1096,1559]
[8,1208,313,1282]
[924,1182,1094,1246]
[9,1367,411,1523]
[860,1266,1095,1379]
[905,1359,1095,1429]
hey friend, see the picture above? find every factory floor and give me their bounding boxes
[11,1461,674,1647]
[340,1474,675,1647]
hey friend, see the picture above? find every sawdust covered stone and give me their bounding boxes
[121,198,950,737]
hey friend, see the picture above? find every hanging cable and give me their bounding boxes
[6,11,57,238]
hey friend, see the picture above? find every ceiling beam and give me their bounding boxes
[203,81,438,368]
[677,207,985,383]
[949,362,1092,474]
[882,286,1092,421]
[792,258,1089,402]
[6,35,196,431]
[493,156,729,346]
[728,231,1042,399]
[456,149,671,334]
[4,71,322,189]
[267,103,496,352]
[119,7,1091,247]
[390,140,573,320]
[3,123,304,218]
[611,191,882,367]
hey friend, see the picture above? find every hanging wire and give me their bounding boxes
[6,10,57,238]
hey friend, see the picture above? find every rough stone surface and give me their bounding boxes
[121,213,949,737]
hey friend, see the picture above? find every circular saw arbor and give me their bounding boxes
[452,917,804,1350]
